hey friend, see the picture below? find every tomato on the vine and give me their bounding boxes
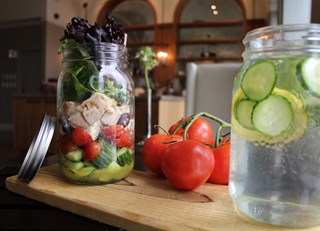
[161,140,215,190]
[207,138,230,185]
[142,134,182,175]
[168,118,185,135]
[169,117,214,145]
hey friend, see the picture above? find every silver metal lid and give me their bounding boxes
[18,114,56,182]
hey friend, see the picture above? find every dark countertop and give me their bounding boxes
[1,166,123,231]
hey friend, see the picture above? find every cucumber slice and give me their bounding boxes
[235,99,256,130]
[90,162,134,183]
[252,95,293,137]
[90,140,116,169]
[241,61,277,101]
[232,88,307,145]
[62,157,84,170]
[60,165,95,180]
[299,57,320,96]
[65,149,83,162]
[117,147,133,166]
[90,150,113,169]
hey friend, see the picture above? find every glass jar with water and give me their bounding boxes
[229,24,320,227]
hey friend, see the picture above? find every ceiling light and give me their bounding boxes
[211,4,217,10]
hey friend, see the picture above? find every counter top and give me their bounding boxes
[6,164,320,231]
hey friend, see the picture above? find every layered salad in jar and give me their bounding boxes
[57,15,134,184]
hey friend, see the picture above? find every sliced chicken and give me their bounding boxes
[68,111,90,129]
[101,106,122,126]
[82,106,103,126]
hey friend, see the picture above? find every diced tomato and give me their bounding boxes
[84,141,101,161]
[101,125,133,148]
[117,130,134,148]
[71,128,93,146]
[60,134,78,154]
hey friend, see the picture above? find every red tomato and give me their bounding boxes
[169,118,214,145]
[71,128,93,146]
[84,141,101,161]
[142,134,182,175]
[100,125,124,140]
[117,130,134,148]
[60,134,78,154]
[207,140,230,185]
[161,140,215,190]
[168,118,185,135]
[101,125,133,148]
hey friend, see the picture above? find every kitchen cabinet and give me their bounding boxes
[13,96,57,157]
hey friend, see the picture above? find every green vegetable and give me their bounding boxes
[241,61,277,101]
[65,149,83,162]
[252,94,293,137]
[298,57,320,97]
[61,165,95,180]
[59,39,130,104]
[136,47,158,90]
[90,140,117,169]
[117,147,133,166]
[235,99,256,130]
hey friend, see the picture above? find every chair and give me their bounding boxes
[185,62,242,130]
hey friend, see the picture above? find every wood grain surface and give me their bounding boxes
[5,164,320,231]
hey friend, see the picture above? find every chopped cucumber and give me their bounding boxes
[299,57,320,97]
[117,147,133,166]
[241,61,277,101]
[90,150,113,169]
[60,165,95,180]
[235,99,256,130]
[65,149,83,161]
[90,162,134,182]
[252,95,293,137]
[62,157,84,170]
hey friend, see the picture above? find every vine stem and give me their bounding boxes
[176,112,231,148]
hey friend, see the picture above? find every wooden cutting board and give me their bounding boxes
[5,164,320,231]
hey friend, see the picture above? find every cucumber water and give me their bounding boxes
[230,55,320,227]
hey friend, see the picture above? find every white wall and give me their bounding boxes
[46,0,82,27]
[282,0,312,24]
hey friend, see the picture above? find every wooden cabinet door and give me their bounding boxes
[13,97,57,157]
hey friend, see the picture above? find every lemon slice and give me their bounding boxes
[231,88,307,146]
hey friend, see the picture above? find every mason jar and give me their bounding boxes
[56,42,135,184]
[229,24,320,227]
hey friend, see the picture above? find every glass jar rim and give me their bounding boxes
[61,40,127,51]
[243,23,320,58]
[244,23,320,44]
[61,40,128,62]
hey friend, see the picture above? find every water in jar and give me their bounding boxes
[229,54,320,227]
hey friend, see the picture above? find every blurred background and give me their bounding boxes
[0,0,319,165]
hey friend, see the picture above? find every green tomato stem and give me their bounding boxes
[182,112,231,148]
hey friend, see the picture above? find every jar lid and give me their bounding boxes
[18,114,56,182]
